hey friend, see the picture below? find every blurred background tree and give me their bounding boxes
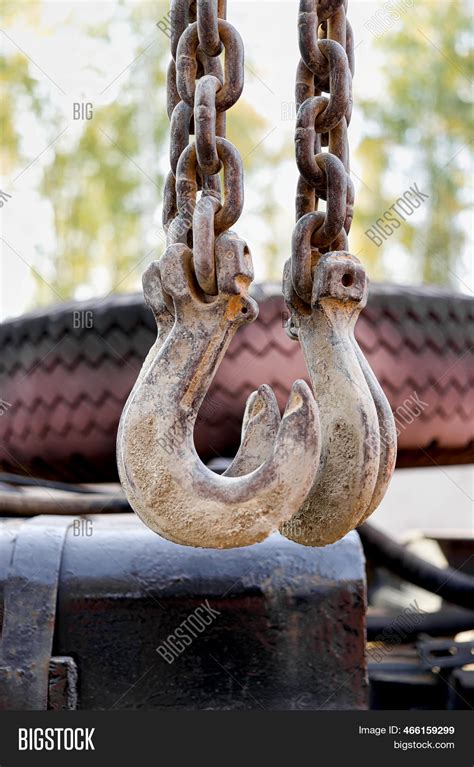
[1,1,44,174]
[2,1,288,304]
[352,0,473,287]
[1,0,472,309]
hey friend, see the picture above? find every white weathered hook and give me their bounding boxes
[117,235,321,548]
[223,384,281,478]
[351,339,397,522]
[280,251,396,546]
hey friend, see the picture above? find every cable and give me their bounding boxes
[0,490,131,515]
[367,607,474,642]
[358,522,474,611]
[0,472,97,494]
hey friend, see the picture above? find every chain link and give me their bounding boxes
[163,0,246,296]
[292,0,354,304]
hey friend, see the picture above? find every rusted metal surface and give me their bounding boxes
[0,516,76,709]
[281,253,396,545]
[0,515,366,709]
[49,514,367,710]
[117,243,320,548]
[48,656,78,710]
[224,385,281,477]
[293,0,354,301]
[225,259,396,546]
[117,0,395,548]
[118,0,323,548]
[282,1,396,545]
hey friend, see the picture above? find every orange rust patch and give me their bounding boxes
[225,294,244,321]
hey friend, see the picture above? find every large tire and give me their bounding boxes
[0,284,472,482]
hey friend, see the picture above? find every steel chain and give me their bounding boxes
[292,0,354,304]
[163,0,246,296]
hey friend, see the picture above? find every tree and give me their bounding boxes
[0,1,44,175]
[3,1,289,305]
[352,0,473,287]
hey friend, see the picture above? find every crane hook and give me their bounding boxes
[117,232,321,549]
[279,251,397,546]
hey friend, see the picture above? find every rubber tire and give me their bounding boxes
[0,284,472,482]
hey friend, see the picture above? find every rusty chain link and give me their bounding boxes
[163,0,245,296]
[118,1,397,549]
[292,0,355,304]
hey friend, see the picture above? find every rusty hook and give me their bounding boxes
[279,251,396,546]
[117,233,321,549]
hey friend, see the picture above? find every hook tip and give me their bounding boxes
[284,379,315,416]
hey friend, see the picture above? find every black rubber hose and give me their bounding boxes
[0,491,131,515]
[358,522,474,611]
[0,472,97,494]
[367,607,474,642]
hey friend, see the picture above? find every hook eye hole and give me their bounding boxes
[241,307,248,314]
[341,273,354,287]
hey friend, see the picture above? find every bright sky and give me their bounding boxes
[1,1,471,320]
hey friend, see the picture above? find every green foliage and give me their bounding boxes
[353,0,473,286]
[0,2,44,174]
[38,102,143,300]
[3,1,289,304]
[4,0,471,303]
